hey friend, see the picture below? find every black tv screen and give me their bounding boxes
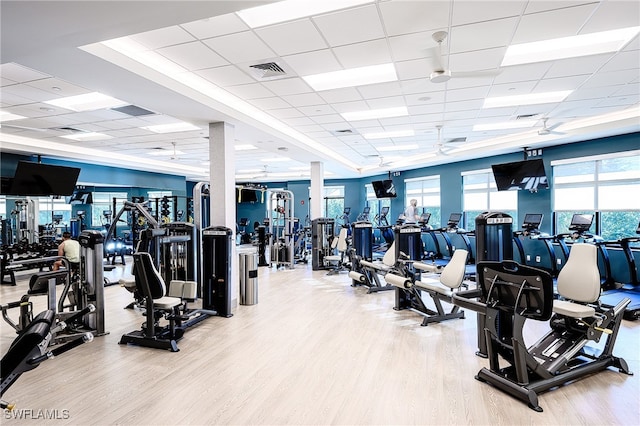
[491,159,548,191]
[69,190,93,204]
[523,213,543,227]
[9,161,80,196]
[371,180,397,198]
[237,188,258,203]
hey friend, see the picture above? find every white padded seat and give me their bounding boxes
[325,228,348,263]
[415,277,453,297]
[119,277,136,291]
[414,249,468,296]
[153,296,182,310]
[360,241,397,272]
[552,243,601,319]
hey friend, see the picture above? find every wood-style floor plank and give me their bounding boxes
[1,261,639,425]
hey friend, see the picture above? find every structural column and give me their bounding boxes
[209,121,237,309]
[310,161,323,220]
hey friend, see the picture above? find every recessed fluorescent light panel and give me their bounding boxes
[0,110,27,121]
[236,0,373,28]
[235,144,258,151]
[341,106,408,121]
[303,63,397,91]
[59,132,113,141]
[141,122,200,133]
[377,144,419,152]
[483,91,572,109]
[44,92,127,112]
[502,26,640,66]
[473,120,538,131]
[363,130,415,140]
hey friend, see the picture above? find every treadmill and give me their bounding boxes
[599,220,640,320]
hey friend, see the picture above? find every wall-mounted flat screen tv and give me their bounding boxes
[236,188,259,203]
[371,180,397,198]
[9,161,80,196]
[491,159,548,191]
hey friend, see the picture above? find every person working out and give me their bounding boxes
[53,232,80,271]
[403,199,420,224]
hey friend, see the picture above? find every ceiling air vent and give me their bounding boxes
[516,113,540,120]
[111,105,155,117]
[57,127,83,133]
[330,129,358,137]
[246,60,290,81]
[446,137,467,143]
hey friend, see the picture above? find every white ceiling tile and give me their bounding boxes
[255,19,327,56]
[581,69,640,88]
[313,5,385,47]
[196,65,254,87]
[297,104,336,116]
[267,108,304,119]
[22,78,89,97]
[203,31,276,64]
[349,119,383,129]
[157,41,228,71]
[446,86,489,102]
[282,49,341,77]
[523,1,597,14]
[305,130,334,138]
[261,78,312,96]
[447,48,506,72]
[0,63,50,83]
[318,87,363,103]
[408,103,446,115]
[250,96,292,110]
[311,114,345,124]
[378,116,412,126]
[445,99,485,112]
[333,39,393,68]
[395,58,432,80]
[331,100,370,113]
[545,54,612,79]
[581,0,640,33]
[366,95,406,109]
[181,13,249,39]
[600,50,640,73]
[131,25,195,50]
[405,91,446,106]
[511,4,597,44]
[295,124,326,132]
[452,1,526,26]
[357,81,403,99]
[379,0,449,37]
[1,83,62,103]
[225,83,275,99]
[449,17,519,53]
[388,31,435,62]
[322,122,356,131]
[281,92,325,107]
[282,116,316,126]
[565,86,620,101]
[612,83,640,97]
[444,76,496,91]
[487,81,538,97]
[596,94,638,108]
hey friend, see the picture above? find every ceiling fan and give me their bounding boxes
[428,31,501,83]
[432,125,466,155]
[537,118,564,136]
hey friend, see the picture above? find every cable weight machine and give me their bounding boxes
[268,189,295,269]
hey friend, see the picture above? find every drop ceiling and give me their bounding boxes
[1,0,639,183]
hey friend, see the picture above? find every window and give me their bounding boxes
[365,184,391,227]
[405,175,441,227]
[92,192,128,230]
[552,151,640,243]
[462,169,517,230]
[38,197,72,228]
[323,186,345,228]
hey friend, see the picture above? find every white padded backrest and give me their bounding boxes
[440,249,468,289]
[383,241,396,266]
[336,228,348,252]
[557,243,601,303]
[168,280,185,298]
[330,235,339,250]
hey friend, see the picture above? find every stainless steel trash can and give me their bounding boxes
[239,252,258,305]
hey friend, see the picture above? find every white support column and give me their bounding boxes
[209,121,237,309]
[310,161,323,220]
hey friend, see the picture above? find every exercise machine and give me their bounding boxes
[453,250,631,412]
[311,218,335,270]
[356,206,370,222]
[599,220,640,320]
[268,189,295,269]
[512,213,558,276]
[374,206,394,251]
[1,309,93,411]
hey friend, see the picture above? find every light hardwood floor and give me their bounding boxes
[1,261,639,425]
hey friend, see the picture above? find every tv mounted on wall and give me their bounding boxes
[9,161,81,196]
[371,180,397,198]
[491,159,548,192]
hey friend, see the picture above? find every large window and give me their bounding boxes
[552,151,640,242]
[92,192,128,231]
[405,175,441,227]
[324,186,345,228]
[462,169,517,230]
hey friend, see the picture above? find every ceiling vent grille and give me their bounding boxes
[516,113,540,120]
[446,137,467,143]
[111,105,155,117]
[246,60,291,81]
[57,126,83,133]
[330,129,359,137]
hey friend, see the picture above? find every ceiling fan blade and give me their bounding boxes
[449,69,501,79]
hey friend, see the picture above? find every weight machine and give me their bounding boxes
[268,189,295,269]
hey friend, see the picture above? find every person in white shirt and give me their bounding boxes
[403,199,419,224]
